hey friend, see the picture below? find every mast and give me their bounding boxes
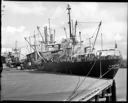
[79,32,82,48]
[115,40,117,49]
[29,35,32,53]
[72,20,74,36]
[54,29,55,44]
[74,20,77,37]
[33,31,37,61]
[13,40,19,61]
[37,26,44,43]
[15,40,17,50]
[44,26,47,44]
[48,18,51,42]
[67,4,72,39]
[24,37,34,50]
[44,26,49,51]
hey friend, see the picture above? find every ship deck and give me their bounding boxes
[1,68,113,101]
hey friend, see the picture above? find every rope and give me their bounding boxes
[68,65,113,101]
[78,67,113,101]
[66,59,97,101]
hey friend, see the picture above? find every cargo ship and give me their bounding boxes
[2,41,21,68]
[25,4,122,79]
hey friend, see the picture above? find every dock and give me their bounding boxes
[1,69,116,101]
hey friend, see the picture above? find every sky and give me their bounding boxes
[1,1,127,59]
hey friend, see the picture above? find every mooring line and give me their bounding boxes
[66,59,97,101]
[69,67,113,101]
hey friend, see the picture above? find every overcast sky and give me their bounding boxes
[1,1,127,59]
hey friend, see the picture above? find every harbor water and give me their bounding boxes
[114,68,127,101]
[1,68,127,101]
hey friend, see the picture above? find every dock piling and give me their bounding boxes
[111,79,116,101]
[95,95,99,101]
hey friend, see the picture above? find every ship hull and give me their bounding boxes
[37,58,120,79]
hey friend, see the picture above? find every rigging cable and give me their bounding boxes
[66,49,113,101]
[67,56,114,101]
[78,67,114,101]
[66,59,97,101]
[67,66,113,101]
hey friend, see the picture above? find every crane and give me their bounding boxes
[24,37,47,63]
[37,26,44,43]
[24,37,35,51]
[92,21,102,51]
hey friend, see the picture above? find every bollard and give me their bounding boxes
[111,79,116,101]
[106,96,111,101]
[101,90,105,98]
[95,95,99,101]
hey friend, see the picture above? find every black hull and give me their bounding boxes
[38,59,120,79]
